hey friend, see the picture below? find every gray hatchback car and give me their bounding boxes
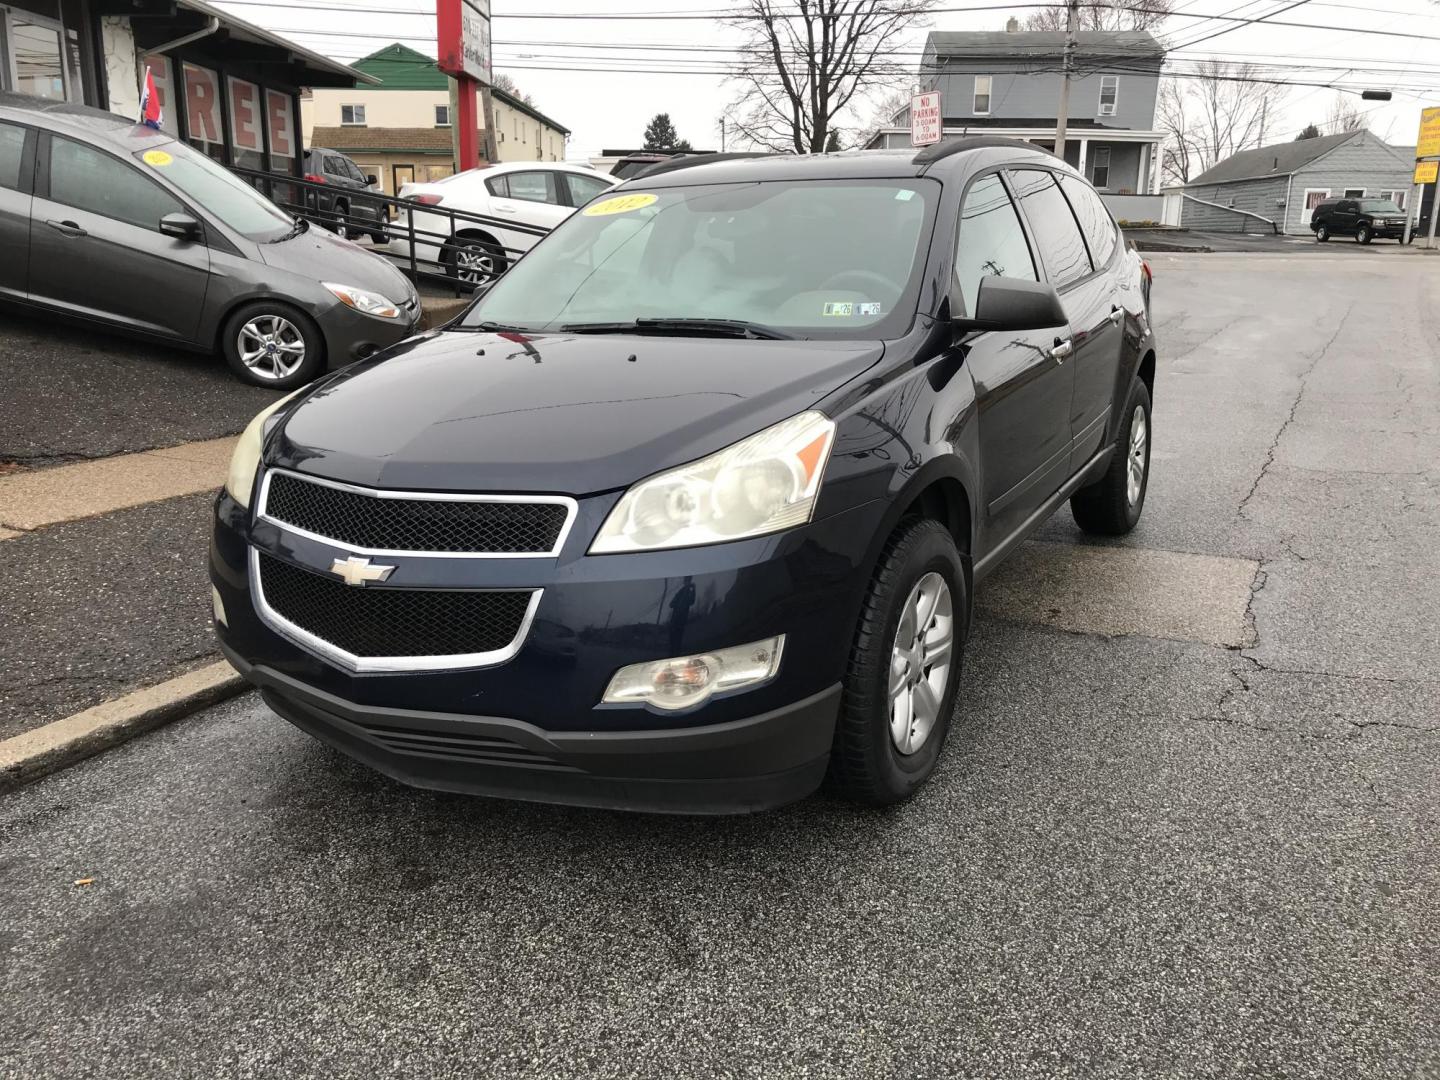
[0,93,421,388]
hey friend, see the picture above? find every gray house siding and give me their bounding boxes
[1182,176,1290,233]
[926,60,1161,132]
[1180,132,1412,234]
[1285,135,1413,232]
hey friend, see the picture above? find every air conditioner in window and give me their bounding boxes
[1100,104,1116,116]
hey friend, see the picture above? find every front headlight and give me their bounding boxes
[224,391,302,509]
[324,281,401,319]
[590,411,836,554]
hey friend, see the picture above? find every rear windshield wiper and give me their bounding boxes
[561,318,794,340]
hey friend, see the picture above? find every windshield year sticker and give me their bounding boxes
[822,302,854,317]
[583,193,658,217]
[142,149,173,168]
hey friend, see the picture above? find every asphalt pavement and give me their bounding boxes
[0,308,284,468]
[2,252,1438,1077]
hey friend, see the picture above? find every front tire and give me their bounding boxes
[1315,224,1330,242]
[826,519,967,806]
[221,302,326,389]
[1070,376,1152,535]
[1357,224,1372,244]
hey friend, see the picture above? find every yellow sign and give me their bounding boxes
[142,149,173,168]
[1417,107,1440,158]
[1416,160,1438,184]
[582,193,657,217]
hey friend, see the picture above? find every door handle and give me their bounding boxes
[46,219,87,239]
[1047,337,1074,363]
[1109,305,1124,324]
[493,204,519,214]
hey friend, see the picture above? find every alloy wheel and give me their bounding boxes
[455,244,497,284]
[238,315,307,382]
[889,571,954,756]
[1126,403,1148,506]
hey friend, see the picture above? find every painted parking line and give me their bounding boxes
[0,436,235,534]
[979,540,1260,648]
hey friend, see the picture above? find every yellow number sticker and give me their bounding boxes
[583,193,658,217]
[142,149,174,168]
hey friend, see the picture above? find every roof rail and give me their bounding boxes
[629,151,774,179]
[912,136,1050,167]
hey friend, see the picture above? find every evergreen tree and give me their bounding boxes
[1294,123,1322,140]
[644,113,683,149]
[824,129,843,152]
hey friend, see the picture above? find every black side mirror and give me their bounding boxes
[159,213,202,242]
[365,173,378,186]
[954,275,1068,333]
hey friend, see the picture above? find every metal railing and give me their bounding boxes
[230,167,554,296]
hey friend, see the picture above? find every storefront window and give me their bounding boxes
[227,76,264,171]
[266,89,296,173]
[183,62,224,162]
[12,18,66,100]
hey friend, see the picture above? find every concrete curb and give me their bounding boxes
[0,660,247,793]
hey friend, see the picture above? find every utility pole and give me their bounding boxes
[1259,97,1268,146]
[480,85,499,165]
[1054,0,1079,163]
[720,117,726,152]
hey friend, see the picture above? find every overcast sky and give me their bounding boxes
[213,0,1440,158]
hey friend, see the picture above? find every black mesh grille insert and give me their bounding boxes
[259,553,533,658]
[264,472,568,554]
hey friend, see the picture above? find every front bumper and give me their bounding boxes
[222,646,838,813]
[315,295,422,365]
[211,484,883,813]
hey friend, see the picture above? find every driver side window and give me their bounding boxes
[954,174,1037,316]
[48,137,182,230]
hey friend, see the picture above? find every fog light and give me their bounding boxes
[211,585,228,628]
[602,636,785,711]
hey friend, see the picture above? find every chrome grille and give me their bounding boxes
[259,470,574,557]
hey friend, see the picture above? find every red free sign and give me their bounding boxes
[911,91,942,147]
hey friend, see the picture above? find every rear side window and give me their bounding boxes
[566,172,612,206]
[1058,175,1117,268]
[0,122,25,190]
[1009,169,1092,287]
[954,173,1037,315]
[486,175,509,198]
[48,137,181,230]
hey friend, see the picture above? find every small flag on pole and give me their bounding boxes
[139,67,164,131]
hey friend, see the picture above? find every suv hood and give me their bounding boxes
[258,224,413,303]
[271,330,885,495]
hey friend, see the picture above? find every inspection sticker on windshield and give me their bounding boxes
[857,302,882,316]
[822,302,854,317]
[142,149,173,167]
[583,193,658,217]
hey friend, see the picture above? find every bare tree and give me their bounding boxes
[1024,0,1174,32]
[492,74,532,106]
[1157,63,1286,185]
[1325,94,1367,133]
[726,0,935,154]
[853,87,910,149]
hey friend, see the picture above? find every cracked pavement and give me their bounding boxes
[2,253,1437,1077]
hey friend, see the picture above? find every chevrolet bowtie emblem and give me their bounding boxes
[329,556,396,587]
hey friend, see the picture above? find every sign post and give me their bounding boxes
[910,91,942,148]
[437,0,492,171]
[1413,106,1440,248]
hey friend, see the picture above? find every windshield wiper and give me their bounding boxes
[269,217,308,243]
[455,320,537,334]
[561,317,794,340]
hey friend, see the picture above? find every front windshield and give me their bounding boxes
[464,178,938,338]
[1360,200,1403,214]
[133,140,295,241]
